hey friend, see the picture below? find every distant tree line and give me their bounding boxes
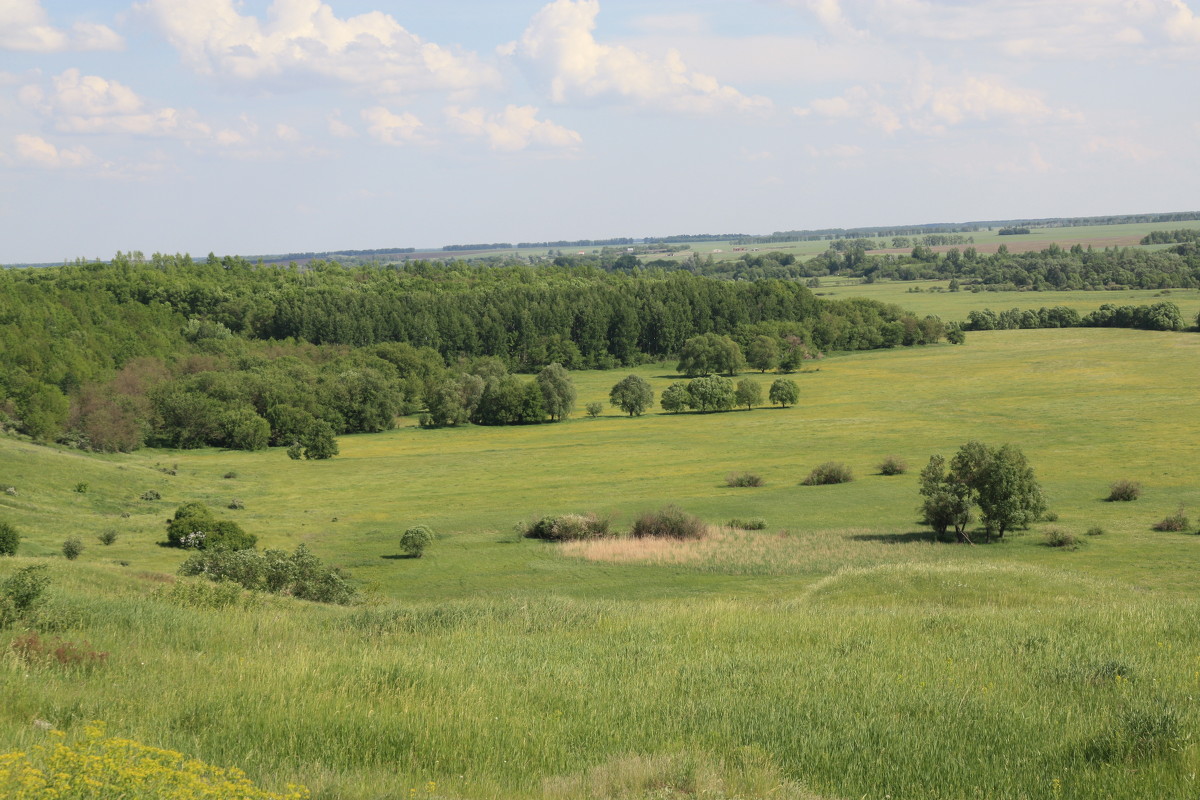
[0,256,948,451]
[1141,229,1200,245]
[962,302,1186,332]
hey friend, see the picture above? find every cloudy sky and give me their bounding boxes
[2,0,1198,262]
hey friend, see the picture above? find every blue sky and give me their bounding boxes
[2,0,1198,262]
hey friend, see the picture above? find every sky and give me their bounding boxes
[1,0,1199,263]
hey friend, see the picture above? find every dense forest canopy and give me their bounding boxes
[0,255,947,452]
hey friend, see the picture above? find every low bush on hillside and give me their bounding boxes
[1152,508,1190,532]
[802,462,854,486]
[178,544,356,605]
[400,525,435,558]
[630,506,707,540]
[1043,528,1081,549]
[522,513,612,541]
[98,529,118,546]
[878,456,907,476]
[725,471,764,487]
[166,502,256,551]
[0,565,50,629]
[140,489,161,501]
[728,517,767,530]
[1108,480,1142,502]
[0,521,19,556]
[62,537,83,560]
[1086,526,1106,536]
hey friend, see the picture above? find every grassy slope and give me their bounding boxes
[3,327,1200,799]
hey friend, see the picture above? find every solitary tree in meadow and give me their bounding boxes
[609,375,654,416]
[768,378,799,408]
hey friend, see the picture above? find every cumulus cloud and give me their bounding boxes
[12,133,95,168]
[137,0,499,93]
[797,74,1079,135]
[362,106,424,146]
[0,0,123,52]
[327,112,357,138]
[512,0,772,114]
[20,69,213,138]
[445,105,582,151]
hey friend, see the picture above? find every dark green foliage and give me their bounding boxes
[878,456,907,476]
[62,538,83,560]
[728,518,767,530]
[1086,526,1105,536]
[297,420,339,459]
[919,454,974,542]
[768,378,799,407]
[223,471,238,479]
[73,482,88,494]
[1152,508,1189,532]
[725,472,764,487]
[1107,480,1142,501]
[400,525,434,558]
[920,441,1045,542]
[659,382,690,414]
[802,462,854,486]
[734,379,762,410]
[522,514,611,541]
[631,506,707,540]
[685,375,735,412]
[609,375,654,416]
[745,335,780,372]
[178,544,356,605]
[140,489,161,501]
[98,529,118,546]
[585,401,603,418]
[228,498,245,510]
[677,333,745,377]
[166,502,256,550]
[0,522,19,556]
[219,407,271,451]
[0,565,50,627]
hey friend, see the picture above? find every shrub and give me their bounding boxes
[1043,511,1060,522]
[1043,528,1080,549]
[802,462,854,486]
[73,482,88,494]
[1086,526,1105,536]
[1107,480,1142,501]
[179,543,356,605]
[728,517,767,530]
[98,529,118,546]
[140,489,161,501]
[0,522,18,556]
[725,472,764,487]
[400,525,435,558]
[62,538,83,560]
[1152,507,1189,532]
[585,401,603,418]
[878,456,907,476]
[223,471,238,479]
[522,513,611,541]
[631,506,707,540]
[228,498,245,510]
[0,564,50,628]
[3,486,16,496]
[166,503,256,551]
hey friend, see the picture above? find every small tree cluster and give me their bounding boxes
[802,462,853,486]
[166,502,256,551]
[630,506,707,540]
[178,544,356,604]
[522,513,612,541]
[919,441,1046,543]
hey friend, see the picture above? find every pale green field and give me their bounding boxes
[3,327,1200,799]
[819,282,1200,325]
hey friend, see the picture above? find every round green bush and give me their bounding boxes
[802,462,854,486]
[631,506,707,540]
[400,525,435,558]
[0,522,19,556]
[878,456,907,476]
[62,537,83,560]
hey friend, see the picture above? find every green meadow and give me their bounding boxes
[4,326,1200,799]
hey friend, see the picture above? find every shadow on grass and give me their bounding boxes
[381,553,420,560]
[845,530,941,544]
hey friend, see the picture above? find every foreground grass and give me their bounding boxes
[2,326,1200,798]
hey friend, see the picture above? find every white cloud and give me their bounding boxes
[137,0,499,93]
[327,112,357,138]
[446,105,582,151]
[12,133,94,168]
[1165,0,1200,42]
[798,74,1079,135]
[1085,136,1160,162]
[805,143,863,158]
[0,0,123,52]
[362,106,424,146]
[513,0,772,114]
[20,69,213,138]
[275,123,301,142]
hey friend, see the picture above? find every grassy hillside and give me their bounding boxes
[3,327,1200,798]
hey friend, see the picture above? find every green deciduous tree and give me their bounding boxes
[745,335,780,373]
[768,378,799,407]
[677,333,744,377]
[735,379,762,410]
[659,382,690,414]
[609,375,654,416]
[299,420,339,459]
[686,375,735,412]
[920,442,1045,543]
[536,362,576,421]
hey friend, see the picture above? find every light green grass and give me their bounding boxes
[3,327,1200,798]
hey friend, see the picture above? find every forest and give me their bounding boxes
[0,256,946,453]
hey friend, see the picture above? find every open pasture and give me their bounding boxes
[3,327,1200,799]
